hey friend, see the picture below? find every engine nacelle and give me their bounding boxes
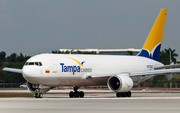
[107,74,133,92]
[27,82,51,93]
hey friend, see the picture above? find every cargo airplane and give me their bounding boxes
[3,8,180,98]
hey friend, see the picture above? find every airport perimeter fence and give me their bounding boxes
[134,82,180,90]
[0,83,180,90]
[0,83,22,88]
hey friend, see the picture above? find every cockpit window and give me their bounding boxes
[35,62,39,66]
[39,62,42,66]
[25,62,29,65]
[25,62,42,66]
[29,62,34,65]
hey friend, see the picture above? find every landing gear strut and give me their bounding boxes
[35,88,43,98]
[69,86,84,98]
[116,91,131,97]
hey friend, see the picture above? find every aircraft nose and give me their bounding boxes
[22,66,32,78]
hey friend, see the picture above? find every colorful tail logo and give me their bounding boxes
[138,9,168,61]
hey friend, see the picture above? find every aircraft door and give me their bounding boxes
[51,60,57,73]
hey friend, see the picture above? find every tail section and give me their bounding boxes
[138,8,168,61]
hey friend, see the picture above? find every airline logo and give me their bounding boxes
[60,57,92,75]
[124,83,130,88]
[138,9,167,61]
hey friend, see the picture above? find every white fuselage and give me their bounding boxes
[22,54,163,87]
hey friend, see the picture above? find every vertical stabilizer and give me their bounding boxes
[138,8,168,61]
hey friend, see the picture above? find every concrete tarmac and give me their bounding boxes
[0,92,180,113]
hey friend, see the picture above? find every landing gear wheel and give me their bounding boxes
[39,93,43,98]
[116,91,131,98]
[35,93,43,98]
[79,91,84,98]
[116,92,121,97]
[35,93,38,98]
[122,93,126,97]
[126,91,131,97]
[69,86,84,98]
[69,91,74,98]
[74,91,80,98]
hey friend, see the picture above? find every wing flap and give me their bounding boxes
[2,67,22,74]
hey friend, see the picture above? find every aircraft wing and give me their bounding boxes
[154,64,180,69]
[89,68,180,79]
[130,68,180,76]
[2,67,22,74]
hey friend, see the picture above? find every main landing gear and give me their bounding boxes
[116,91,131,97]
[35,89,43,98]
[69,86,84,98]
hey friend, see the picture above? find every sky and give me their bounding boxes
[1,0,180,59]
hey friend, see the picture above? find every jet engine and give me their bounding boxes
[27,82,51,93]
[107,74,133,92]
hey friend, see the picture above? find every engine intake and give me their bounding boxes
[107,74,133,92]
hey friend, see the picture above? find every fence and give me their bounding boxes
[132,83,180,90]
[0,83,22,88]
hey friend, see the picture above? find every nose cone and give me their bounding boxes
[22,66,41,84]
[22,66,33,80]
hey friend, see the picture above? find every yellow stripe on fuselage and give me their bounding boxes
[143,9,167,52]
[66,57,82,67]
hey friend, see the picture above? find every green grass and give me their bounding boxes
[0,93,34,98]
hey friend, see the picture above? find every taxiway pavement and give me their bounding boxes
[0,90,180,113]
[0,97,180,113]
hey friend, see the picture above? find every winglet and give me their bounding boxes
[138,8,168,61]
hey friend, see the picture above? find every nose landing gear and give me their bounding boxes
[69,86,84,98]
[35,89,43,98]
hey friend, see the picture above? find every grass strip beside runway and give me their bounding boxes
[0,93,34,97]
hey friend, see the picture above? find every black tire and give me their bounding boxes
[116,92,121,97]
[122,93,126,97]
[126,91,131,97]
[74,91,80,98]
[69,91,74,98]
[35,93,38,98]
[79,91,84,98]
[39,93,43,98]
